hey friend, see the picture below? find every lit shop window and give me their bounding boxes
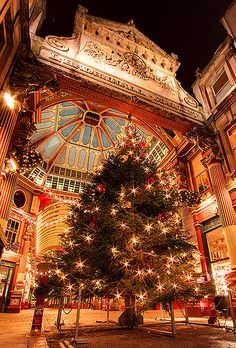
[211,261,231,296]
[206,228,228,262]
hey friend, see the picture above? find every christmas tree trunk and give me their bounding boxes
[118,293,143,328]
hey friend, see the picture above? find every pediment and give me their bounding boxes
[73,6,180,74]
[85,15,169,57]
[31,5,205,126]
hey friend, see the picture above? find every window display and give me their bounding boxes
[206,228,228,262]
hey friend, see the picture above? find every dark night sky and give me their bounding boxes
[40,0,234,95]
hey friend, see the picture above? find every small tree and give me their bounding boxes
[39,124,214,329]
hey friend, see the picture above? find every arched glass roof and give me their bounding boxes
[29,100,169,192]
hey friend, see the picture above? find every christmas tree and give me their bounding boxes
[40,123,214,328]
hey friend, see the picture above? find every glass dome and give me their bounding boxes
[29,100,169,193]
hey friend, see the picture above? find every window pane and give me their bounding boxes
[206,228,228,262]
[5,219,20,244]
[213,71,228,95]
[196,173,210,194]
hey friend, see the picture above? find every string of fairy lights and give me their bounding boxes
[10,208,36,226]
[41,186,79,206]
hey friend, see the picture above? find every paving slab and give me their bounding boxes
[0,308,235,347]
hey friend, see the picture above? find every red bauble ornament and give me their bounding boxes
[146,176,155,184]
[86,214,96,228]
[157,213,167,221]
[139,141,146,148]
[97,183,106,193]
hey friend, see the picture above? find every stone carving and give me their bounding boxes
[13,111,36,148]
[186,125,219,153]
[46,36,69,52]
[24,224,34,241]
[46,50,203,122]
[83,42,174,90]
[58,68,202,123]
[184,96,198,108]
[9,48,59,96]
[117,30,142,44]
[108,27,166,57]
[124,52,147,75]
[176,158,188,189]
[126,19,135,27]
[201,150,224,168]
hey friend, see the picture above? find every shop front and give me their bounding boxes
[203,216,231,311]
[0,260,15,312]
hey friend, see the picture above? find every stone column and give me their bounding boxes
[180,205,210,278]
[202,150,236,269]
[0,173,18,232]
[0,103,18,172]
[16,224,34,284]
[192,214,211,278]
[176,157,209,277]
[181,206,197,243]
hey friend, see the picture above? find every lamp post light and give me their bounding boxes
[3,91,15,109]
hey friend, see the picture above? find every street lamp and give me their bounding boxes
[3,91,15,109]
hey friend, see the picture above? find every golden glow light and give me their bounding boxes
[111,247,118,254]
[123,261,129,267]
[145,223,152,232]
[131,236,138,244]
[3,92,15,109]
[76,260,85,269]
[84,234,92,243]
[9,157,18,171]
[115,291,121,299]
[111,208,117,215]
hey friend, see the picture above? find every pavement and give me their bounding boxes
[0,308,235,348]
